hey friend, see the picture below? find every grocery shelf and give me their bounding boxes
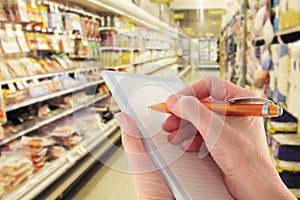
[6,80,105,112]
[144,61,177,75]
[132,56,175,66]
[178,65,192,78]
[271,153,300,173]
[99,47,174,52]
[0,93,111,146]
[99,27,119,32]
[276,25,300,36]
[4,119,119,200]
[0,66,104,85]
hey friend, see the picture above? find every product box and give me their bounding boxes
[280,171,300,188]
[272,134,300,162]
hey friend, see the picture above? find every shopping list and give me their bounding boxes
[102,70,234,200]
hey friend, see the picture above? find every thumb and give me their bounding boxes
[166,95,226,149]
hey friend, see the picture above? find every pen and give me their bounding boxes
[148,102,283,117]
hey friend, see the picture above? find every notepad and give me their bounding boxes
[102,70,234,200]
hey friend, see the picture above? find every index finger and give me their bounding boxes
[178,76,257,101]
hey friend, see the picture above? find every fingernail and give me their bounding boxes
[166,94,179,108]
[114,113,123,127]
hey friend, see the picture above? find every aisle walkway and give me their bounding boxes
[73,143,136,200]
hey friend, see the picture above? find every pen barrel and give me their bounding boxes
[203,103,281,117]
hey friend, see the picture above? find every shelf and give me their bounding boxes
[271,152,300,173]
[276,25,300,36]
[4,119,119,200]
[99,47,173,52]
[99,27,118,32]
[178,65,192,78]
[145,61,177,75]
[6,80,105,112]
[0,93,110,146]
[132,56,175,66]
[0,66,104,85]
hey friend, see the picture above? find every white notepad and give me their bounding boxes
[102,70,234,200]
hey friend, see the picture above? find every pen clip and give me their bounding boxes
[228,97,275,105]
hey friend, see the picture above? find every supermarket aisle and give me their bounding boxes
[68,68,220,200]
[64,130,136,200]
[72,144,137,200]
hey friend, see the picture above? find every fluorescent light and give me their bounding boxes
[200,0,204,22]
[87,0,155,28]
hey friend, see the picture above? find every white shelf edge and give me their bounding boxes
[0,94,110,146]
[6,80,105,112]
[276,25,300,36]
[0,66,103,85]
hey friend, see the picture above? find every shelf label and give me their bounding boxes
[32,78,40,85]
[8,82,17,92]
[151,0,172,3]
[170,13,184,19]
[16,81,24,90]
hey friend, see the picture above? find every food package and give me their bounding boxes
[0,154,33,193]
[272,134,300,162]
[6,60,28,77]
[279,171,300,188]
[49,146,65,160]
[3,89,26,106]
[50,127,81,148]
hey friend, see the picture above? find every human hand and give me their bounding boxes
[163,77,295,199]
[115,112,174,200]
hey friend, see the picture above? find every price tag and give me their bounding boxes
[15,81,24,90]
[8,82,17,92]
[22,80,29,88]
[32,78,40,85]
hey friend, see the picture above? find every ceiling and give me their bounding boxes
[169,0,225,38]
[170,0,224,10]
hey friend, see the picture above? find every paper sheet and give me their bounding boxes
[102,70,234,200]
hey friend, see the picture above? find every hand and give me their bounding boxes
[115,112,174,200]
[163,77,295,199]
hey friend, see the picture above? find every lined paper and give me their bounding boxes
[102,71,234,200]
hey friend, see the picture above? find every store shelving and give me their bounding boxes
[0,93,110,146]
[6,80,105,112]
[0,66,103,85]
[3,118,119,200]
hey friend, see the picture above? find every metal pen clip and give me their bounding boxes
[228,97,278,117]
[228,97,274,105]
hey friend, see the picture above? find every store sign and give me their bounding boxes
[208,9,226,16]
[208,20,222,26]
[170,13,184,19]
[151,0,172,3]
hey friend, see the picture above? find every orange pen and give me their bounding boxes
[148,98,283,117]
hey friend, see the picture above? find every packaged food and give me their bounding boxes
[0,27,20,54]
[49,146,65,160]
[25,32,37,50]
[39,5,48,29]
[19,58,37,76]
[6,60,28,77]
[0,4,8,22]
[15,25,30,53]
[50,127,79,148]
[0,61,11,80]
[28,57,45,74]
[16,0,30,22]
[3,89,26,106]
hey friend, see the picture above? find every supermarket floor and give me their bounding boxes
[68,142,137,200]
[67,68,220,200]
